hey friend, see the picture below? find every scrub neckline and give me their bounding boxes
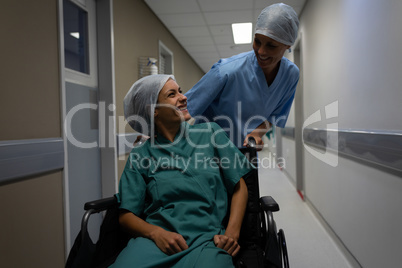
[253,54,285,89]
[154,122,189,144]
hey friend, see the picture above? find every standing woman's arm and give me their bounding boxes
[185,64,225,118]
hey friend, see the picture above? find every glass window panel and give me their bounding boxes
[63,0,89,74]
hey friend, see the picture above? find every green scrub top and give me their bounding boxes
[112,122,253,267]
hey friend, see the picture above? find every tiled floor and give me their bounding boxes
[257,148,358,268]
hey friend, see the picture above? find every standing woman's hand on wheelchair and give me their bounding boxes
[243,133,264,151]
[243,120,272,151]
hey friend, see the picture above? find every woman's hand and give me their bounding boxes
[213,234,240,257]
[243,133,264,151]
[243,120,271,151]
[151,227,189,255]
[119,211,188,255]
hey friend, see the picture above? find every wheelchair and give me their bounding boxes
[66,138,289,268]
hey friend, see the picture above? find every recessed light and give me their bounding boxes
[232,23,252,44]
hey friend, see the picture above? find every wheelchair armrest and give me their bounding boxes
[84,196,118,212]
[80,196,118,242]
[260,196,280,212]
[260,196,282,267]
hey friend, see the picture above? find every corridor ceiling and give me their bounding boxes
[144,0,306,73]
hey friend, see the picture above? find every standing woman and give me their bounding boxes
[185,3,300,149]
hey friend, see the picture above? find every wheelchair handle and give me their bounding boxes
[248,137,257,148]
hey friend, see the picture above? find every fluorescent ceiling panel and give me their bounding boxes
[232,23,252,44]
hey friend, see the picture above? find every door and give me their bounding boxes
[61,0,102,251]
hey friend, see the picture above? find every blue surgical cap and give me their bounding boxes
[255,3,299,46]
[124,74,175,135]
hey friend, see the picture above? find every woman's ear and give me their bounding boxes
[154,108,159,118]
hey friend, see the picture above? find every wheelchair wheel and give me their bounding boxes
[278,229,289,268]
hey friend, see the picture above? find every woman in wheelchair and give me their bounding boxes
[112,74,253,267]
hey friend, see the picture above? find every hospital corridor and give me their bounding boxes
[257,143,358,268]
[1,0,401,267]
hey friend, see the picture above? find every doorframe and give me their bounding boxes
[293,33,305,198]
[57,0,117,256]
[96,0,118,199]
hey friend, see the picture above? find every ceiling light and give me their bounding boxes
[70,32,80,39]
[232,23,252,44]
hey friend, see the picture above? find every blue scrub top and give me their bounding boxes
[185,50,299,148]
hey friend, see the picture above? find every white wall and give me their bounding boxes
[282,137,297,183]
[282,100,297,184]
[299,0,402,267]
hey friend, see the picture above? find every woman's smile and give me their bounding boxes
[256,55,273,66]
[176,103,188,112]
[253,34,290,71]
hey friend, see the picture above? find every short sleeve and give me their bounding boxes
[210,123,254,194]
[117,161,147,216]
[185,62,226,120]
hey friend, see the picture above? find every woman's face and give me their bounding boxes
[253,34,290,72]
[155,79,191,124]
